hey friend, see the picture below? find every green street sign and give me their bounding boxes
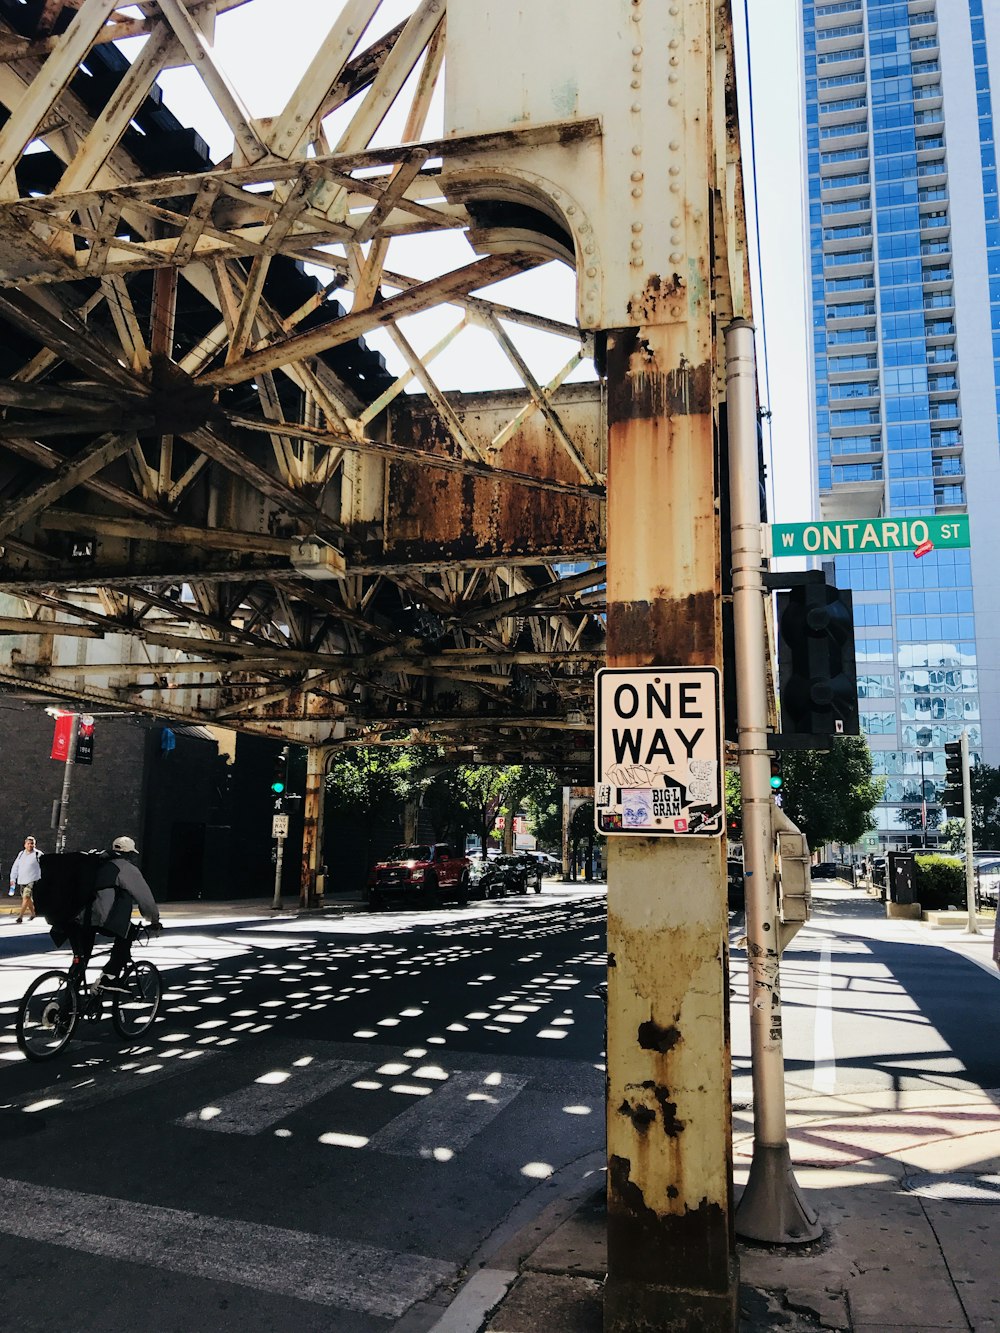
[769,515,969,559]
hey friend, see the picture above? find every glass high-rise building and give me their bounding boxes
[801,0,1000,849]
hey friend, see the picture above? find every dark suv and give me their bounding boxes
[478,854,532,898]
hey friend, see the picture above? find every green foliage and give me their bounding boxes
[935,763,1000,853]
[779,735,884,850]
[970,762,1000,848]
[914,854,965,911]
[524,782,562,851]
[430,763,558,853]
[325,745,436,813]
[725,768,742,840]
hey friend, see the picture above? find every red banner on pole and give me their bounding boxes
[50,713,73,761]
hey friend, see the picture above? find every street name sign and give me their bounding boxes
[272,814,289,838]
[595,667,723,837]
[768,515,969,558]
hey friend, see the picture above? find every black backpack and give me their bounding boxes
[33,851,112,932]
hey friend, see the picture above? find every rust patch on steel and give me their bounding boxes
[626,272,687,326]
[637,1019,682,1055]
[608,1155,733,1289]
[605,326,711,426]
[653,1086,685,1138]
[618,1098,656,1131]
[618,1080,685,1138]
[606,595,716,664]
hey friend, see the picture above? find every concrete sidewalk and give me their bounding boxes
[433,895,1000,1333]
[446,1079,1000,1333]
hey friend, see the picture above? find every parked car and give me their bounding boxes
[478,854,532,898]
[975,856,1000,908]
[367,843,470,910]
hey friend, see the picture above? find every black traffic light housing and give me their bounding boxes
[270,746,289,797]
[769,755,783,792]
[942,741,963,817]
[773,573,859,741]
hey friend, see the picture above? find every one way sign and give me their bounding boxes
[594,667,723,837]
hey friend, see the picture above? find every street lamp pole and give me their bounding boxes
[919,749,927,842]
[55,712,80,853]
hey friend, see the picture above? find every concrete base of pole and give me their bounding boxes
[734,1144,823,1244]
[604,1258,740,1333]
[886,902,921,920]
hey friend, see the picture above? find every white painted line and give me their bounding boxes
[179,1057,365,1134]
[0,1177,454,1318]
[812,942,836,1093]
[427,1267,518,1333]
[367,1070,528,1158]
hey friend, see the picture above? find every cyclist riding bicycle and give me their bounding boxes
[66,835,161,993]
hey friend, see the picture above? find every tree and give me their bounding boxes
[940,762,1000,852]
[970,761,1000,849]
[524,781,562,852]
[779,735,884,851]
[725,768,742,841]
[325,745,437,873]
[434,764,555,854]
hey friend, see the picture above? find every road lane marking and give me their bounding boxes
[366,1069,528,1158]
[0,1176,454,1318]
[179,1056,365,1134]
[1,1048,217,1115]
[812,942,836,1093]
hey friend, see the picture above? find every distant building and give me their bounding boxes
[0,697,302,901]
[800,0,1000,848]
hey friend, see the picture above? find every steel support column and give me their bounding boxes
[604,315,737,1329]
[300,746,328,909]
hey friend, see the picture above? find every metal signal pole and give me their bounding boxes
[725,320,821,1244]
[961,730,979,935]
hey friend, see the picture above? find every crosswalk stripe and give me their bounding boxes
[179,1057,365,1134]
[0,1176,454,1318]
[367,1070,528,1158]
[2,1048,217,1116]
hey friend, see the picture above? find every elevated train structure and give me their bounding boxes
[0,3,756,1323]
[0,0,608,774]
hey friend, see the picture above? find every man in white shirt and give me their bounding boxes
[9,835,42,923]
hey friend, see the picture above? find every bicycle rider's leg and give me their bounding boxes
[66,924,96,990]
[100,926,136,984]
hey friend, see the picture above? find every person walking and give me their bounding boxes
[9,835,42,923]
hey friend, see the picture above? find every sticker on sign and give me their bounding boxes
[594,667,723,837]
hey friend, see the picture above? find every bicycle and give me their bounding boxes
[15,925,163,1062]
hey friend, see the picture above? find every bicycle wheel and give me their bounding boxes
[112,961,162,1038]
[16,971,80,1061]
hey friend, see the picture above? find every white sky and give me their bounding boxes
[137,0,812,521]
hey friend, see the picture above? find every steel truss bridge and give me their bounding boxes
[0,3,756,1323]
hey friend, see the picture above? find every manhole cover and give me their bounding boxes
[903,1172,1000,1204]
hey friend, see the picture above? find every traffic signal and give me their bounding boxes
[942,741,963,817]
[270,747,288,795]
[776,580,859,739]
[769,756,783,791]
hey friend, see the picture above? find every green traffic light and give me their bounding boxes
[271,780,285,794]
[770,775,783,790]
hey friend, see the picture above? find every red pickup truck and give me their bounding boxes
[367,843,471,911]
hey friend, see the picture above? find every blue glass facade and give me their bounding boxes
[802,1,983,846]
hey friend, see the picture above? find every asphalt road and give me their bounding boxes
[1,884,997,1332]
[0,886,607,1333]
